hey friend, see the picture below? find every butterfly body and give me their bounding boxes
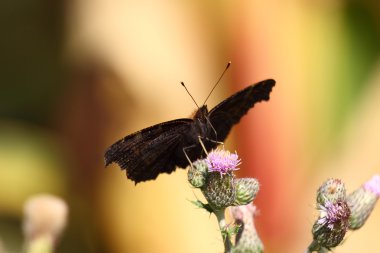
[174,105,216,166]
[105,79,275,183]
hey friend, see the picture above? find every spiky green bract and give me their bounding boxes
[201,172,236,211]
[347,175,380,230]
[231,204,263,253]
[188,160,208,188]
[234,178,260,206]
[316,179,346,206]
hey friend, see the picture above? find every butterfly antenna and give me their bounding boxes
[181,82,200,108]
[202,61,231,105]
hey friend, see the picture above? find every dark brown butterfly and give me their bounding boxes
[104,79,275,183]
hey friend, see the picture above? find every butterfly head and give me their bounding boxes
[193,105,209,121]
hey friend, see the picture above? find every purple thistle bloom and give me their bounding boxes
[317,201,350,230]
[363,175,380,197]
[206,149,241,175]
[311,200,351,250]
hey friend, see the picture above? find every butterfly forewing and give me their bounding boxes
[207,79,275,143]
[104,119,193,182]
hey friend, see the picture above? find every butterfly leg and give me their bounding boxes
[198,136,224,151]
[182,136,223,168]
[206,117,218,141]
[183,144,197,168]
[197,136,209,155]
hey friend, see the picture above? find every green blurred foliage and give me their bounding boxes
[332,1,380,132]
[0,0,64,125]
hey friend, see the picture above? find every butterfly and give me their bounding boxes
[104,79,275,183]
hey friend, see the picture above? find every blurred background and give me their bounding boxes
[1,0,379,252]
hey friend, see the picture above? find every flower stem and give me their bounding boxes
[305,240,324,253]
[214,209,232,253]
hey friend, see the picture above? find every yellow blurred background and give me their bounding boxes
[1,0,379,252]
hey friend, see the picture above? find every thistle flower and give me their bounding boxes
[200,149,242,210]
[206,149,241,176]
[312,200,351,249]
[348,174,380,230]
[307,179,350,252]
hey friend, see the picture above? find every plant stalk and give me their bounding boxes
[214,208,232,253]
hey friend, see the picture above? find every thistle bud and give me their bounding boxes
[23,194,68,253]
[188,159,208,188]
[23,194,68,241]
[234,178,259,206]
[348,175,380,230]
[317,179,346,206]
[231,204,263,253]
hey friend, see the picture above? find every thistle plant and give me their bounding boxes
[189,148,379,253]
[188,148,261,253]
[306,176,380,253]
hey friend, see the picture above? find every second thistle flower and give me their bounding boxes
[309,179,350,251]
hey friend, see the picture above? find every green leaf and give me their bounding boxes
[188,199,213,213]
